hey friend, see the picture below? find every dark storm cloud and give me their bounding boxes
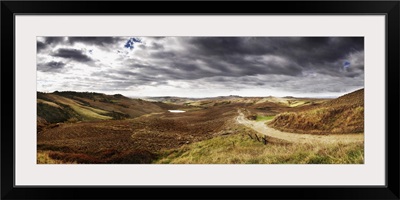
[89,69,169,91]
[187,37,363,61]
[43,37,65,45]
[37,36,364,96]
[37,37,66,52]
[149,51,176,59]
[150,42,164,50]
[68,37,123,46]
[187,37,273,56]
[177,37,364,78]
[146,49,303,80]
[37,61,66,72]
[37,41,46,52]
[92,69,158,83]
[111,37,362,94]
[53,48,93,62]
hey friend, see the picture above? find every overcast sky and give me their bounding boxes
[37,37,364,98]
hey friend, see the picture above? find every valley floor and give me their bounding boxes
[37,105,364,164]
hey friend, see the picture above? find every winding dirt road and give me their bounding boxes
[236,110,363,144]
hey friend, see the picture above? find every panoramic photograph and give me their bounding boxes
[37,37,364,164]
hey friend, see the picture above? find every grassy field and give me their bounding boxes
[256,115,275,121]
[155,132,364,164]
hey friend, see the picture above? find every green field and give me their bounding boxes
[256,115,275,121]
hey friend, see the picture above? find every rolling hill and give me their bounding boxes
[268,88,364,134]
[37,91,180,126]
[37,90,364,164]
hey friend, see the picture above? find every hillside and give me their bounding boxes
[37,91,180,126]
[37,100,240,164]
[37,90,364,164]
[268,89,364,134]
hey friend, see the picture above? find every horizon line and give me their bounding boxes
[36,89,364,99]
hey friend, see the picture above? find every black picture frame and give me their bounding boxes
[1,1,399,199]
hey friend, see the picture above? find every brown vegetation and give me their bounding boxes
[37,89,364,164]
[37,104,237,164]
[268,89,364,134]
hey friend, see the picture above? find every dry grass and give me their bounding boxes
[37,99,62,108]
[155,132,364,164]
[37,151,77,164]
[37,90,364,164]
[269,106,364,134]
[269,89,364,134]
[46,149,156,164]
[48,95,112,120]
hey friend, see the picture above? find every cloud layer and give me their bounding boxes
[37,37,364,97]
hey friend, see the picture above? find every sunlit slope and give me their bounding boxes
[37,91,176,123]
[268,89,364,134]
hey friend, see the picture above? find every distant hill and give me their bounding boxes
[268,89,364,134]
[37,91,180,125]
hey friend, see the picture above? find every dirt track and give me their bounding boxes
[236,110,363,144]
